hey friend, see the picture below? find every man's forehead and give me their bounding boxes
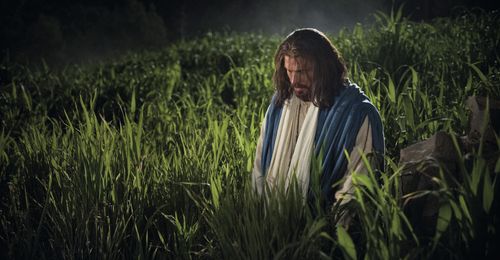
[284,55,313,69]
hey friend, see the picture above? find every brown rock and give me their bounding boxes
[466,96,500,147]
[400,131,458,165]
[399,131,459,237]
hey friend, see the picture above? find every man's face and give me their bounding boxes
[284,55,314,102]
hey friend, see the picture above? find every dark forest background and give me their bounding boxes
[1,0,499,66]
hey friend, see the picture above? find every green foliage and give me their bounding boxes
[1,9,499,259]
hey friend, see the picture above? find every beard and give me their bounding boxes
[292,84,312,101]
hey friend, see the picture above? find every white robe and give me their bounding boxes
[252,98,373,206]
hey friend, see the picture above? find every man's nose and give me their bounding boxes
[290,73,299,85]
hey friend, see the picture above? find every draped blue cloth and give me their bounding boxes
[260,83,385,205]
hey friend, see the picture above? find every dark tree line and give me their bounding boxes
[1,0,168,65]
[0,0,497,66]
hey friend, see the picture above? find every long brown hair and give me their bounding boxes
[273,28,347,108]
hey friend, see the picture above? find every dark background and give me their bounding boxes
[1,0,498,66]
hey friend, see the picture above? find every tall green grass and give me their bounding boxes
[1,8,499,259]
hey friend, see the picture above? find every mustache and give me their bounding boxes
[291,83,308,89]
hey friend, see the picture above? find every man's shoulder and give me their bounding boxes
[264,93,283,120]
[322,83,377,113]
